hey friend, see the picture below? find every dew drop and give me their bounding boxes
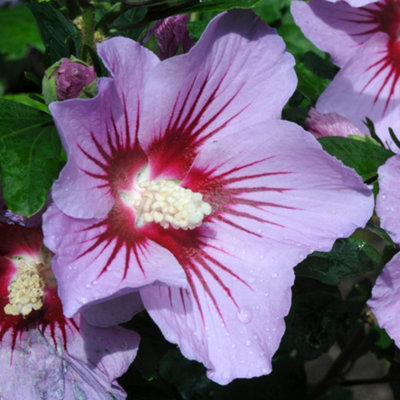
[223,372,230,381]
[245,339,252,346]
[231,343,236,349]
[237,307,253,324]
[262,368,268,374]
[248,277,256,284]
[271,272,278,278]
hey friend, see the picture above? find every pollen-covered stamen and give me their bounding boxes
[4,248,55,317]
[123,179,212,230]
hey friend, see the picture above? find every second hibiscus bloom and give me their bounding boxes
[43,10,373,384]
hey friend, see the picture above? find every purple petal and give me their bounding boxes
[43,204,187,318]
[51,38,159,220]
[97,36,159,109]
[0,314,138,399]
[291,0,385,67]
[368,252,400,348]
[376,155,400,244]
[82,291,144,327]
[50,79,118,219]
[306,108,365,138]
[141,121,373,384]
[186,120,373,250]
[327,0,379,6]
[139,10,297,180]
[316,32,400,150]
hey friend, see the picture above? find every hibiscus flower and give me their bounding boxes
[291,0,400,150]
[0,223,138,399]
[368,155,400,346]
[43,10,373,383]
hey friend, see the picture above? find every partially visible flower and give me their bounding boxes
[144,14,193,59]
[306,108,365,138]
[368,155,400,345]
[0,188,43,227]
[44,10,373,384]
[291,0,400,150]
[326,0,378,6]
[42,57,97,104]
[0,223,138,399]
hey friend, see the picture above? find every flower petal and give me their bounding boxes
[376,155,400,244]
[185,120,373,249]
[291,0,383,67]
[368,252,400,348]
[50,79,119,219]
[316,32,400,150]
[141,121,373,384]
[82,291,144,327]
[50,38,158,220]
[327,0,378,5]
[97,36,159,108]
[139,9,296,180]
[0,314,138,399]
[141,237,301,384]
[43,204,187,318]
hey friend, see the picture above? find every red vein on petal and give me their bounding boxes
[179,288,187,314]
[221,207,286,228]
[200,249,251,289]
[217,215,262,237]
[189,261,224,322]
[196,257,239,310]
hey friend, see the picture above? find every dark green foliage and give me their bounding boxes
[0,99,61,215]
[319,136,394,182]
[28,0,81,65]
[295,237,381,286]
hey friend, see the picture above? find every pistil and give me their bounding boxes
[4,248,55,317]
[122,179,212,230]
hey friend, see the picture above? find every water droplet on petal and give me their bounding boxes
[271,272,278,278]
[237,307,253,324]
[248,277,256,284]
[246,339,252,346]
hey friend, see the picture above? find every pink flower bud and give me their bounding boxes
[55,58,96,100]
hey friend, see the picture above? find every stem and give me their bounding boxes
[82,5,95,61]
[307,324,365,400]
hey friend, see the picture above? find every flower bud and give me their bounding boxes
[42,57,97,104]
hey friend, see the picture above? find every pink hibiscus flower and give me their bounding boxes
[368,155,400,345]
[291,0,400,150]
[0,223,138,399]
[43,10,373,384]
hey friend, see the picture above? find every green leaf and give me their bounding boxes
[278,12,325,59]
[318,136,394,182]
[0,99,61,216]
[253,0,291,24]
[0,4,44,59]
[2,93,49,113]
[28,0,81,65]
[295,61,330,102]
[295,237,381,286]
